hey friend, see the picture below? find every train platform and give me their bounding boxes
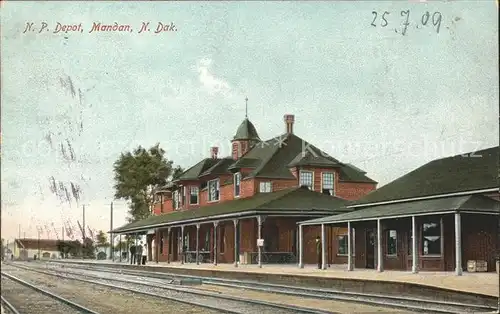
[51,259,498,306]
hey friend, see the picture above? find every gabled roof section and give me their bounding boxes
[233,118,261,141]
[176,158,220,181]
[199,157,235,177]
[288,150,339,168]
[178,132,376,184]
[248,133,376,183]
[350,146,499,206]
[301,194,500,225]
[112,186,350,233]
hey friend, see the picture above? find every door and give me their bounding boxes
[365,229,375,269]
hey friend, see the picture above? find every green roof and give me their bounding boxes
[301,194,500,225]
[176,132,376,184]
[288,150,339,168]
[177,158,220,181]
[233,118,261,141]
[112,187,350,233]
[350,146,499,206]
[200,158,235,177]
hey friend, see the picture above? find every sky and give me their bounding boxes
[1,1,498,242]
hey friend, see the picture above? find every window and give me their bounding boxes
[386,230,397,256]
[172,190,179,210]
[337,229,355,256]
[219,226,225,253]
[422,220,441,256]
[184,233,190,251]
[299,171,313,190]
[337,235,348,255]
[321,172,334,195]
[181,186,186,206]
[208,179,220,202]
[234,173,241,197]
[259,181,272,193]
[190,187,199,205]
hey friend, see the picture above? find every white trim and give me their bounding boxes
[189,186,199,205]
[233,172,241,198]
[299,210,456,226]
[299,170,314,191]
[348,188,499,208]
[320,171,335,196]
[459,210,499,215]
[207,178,220,202]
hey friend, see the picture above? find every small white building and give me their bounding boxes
[8,238,61,260]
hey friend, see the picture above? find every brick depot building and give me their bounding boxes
[300,146,499,274]
[112,114,377,265]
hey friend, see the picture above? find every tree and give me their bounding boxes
[95,230,108,247]
[1,238,5,260]
[113,143,183,222]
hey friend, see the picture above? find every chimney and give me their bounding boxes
[284,114,295,134]
[210,146,219,159]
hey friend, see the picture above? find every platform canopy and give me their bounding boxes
[300,194,500,226]
[111,186,350,234]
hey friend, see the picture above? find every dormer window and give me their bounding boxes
[259,181,272,193]
[234,173,241,197]
[190,186,199,205]
[208,179,220,202]
[299,171,313,190]
[321,172,334,195]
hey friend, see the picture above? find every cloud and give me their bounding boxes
[196,58,232,97]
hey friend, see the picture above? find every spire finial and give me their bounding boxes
[245,97,248,118]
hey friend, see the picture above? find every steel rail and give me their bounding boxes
[1,271,100,314]
[1,295,21,314]
[7,263,332,314]
[44,260,497,313]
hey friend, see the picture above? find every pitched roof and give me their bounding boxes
[301,194,500,225]
[350,146,499,206]
[112,186,350,233]
[287,150,339,168]
[15,238,60,251]
[176,158,220,181]
[233,118,261,141]
[199,158,235,177]
[176,133,376,184]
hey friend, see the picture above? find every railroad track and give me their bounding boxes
[41,261,497,313]
[1,271,99,314]
[6,262,334,314]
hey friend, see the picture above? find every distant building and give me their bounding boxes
[9,238,61,260]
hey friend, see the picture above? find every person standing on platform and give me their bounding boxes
[129,245,136,265]
[136,242,143,265]
[142,243,148,265]
[316,236,322,269]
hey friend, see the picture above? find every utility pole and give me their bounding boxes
[110,202,114,261]
[37,227,41,259]
[18,224,21,240]
[82,204,86,240]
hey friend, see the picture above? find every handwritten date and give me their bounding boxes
[371,10,442,35]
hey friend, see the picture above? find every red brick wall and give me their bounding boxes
[232,141,251,160]
[336,181,376,200]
